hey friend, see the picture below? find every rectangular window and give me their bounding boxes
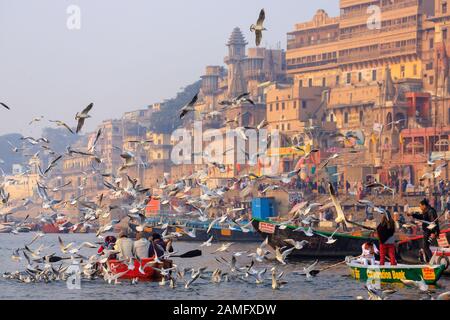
[302,101,307,109]
[276,103,279,111]
[346,73,351,84]
[299,80,303,87]
[336,75,340,85]
[358,72,362,82]
[293,101,297,109]
[430,76,434,85]
[444,29,448,40]
[270,104,273,112]
[309,78,313,87]
[413,64,417,76]
[443,3,448,14]
[372,69,377,81]
[282,102,285,110]
[322,77,326,87]
[430,38,434,49]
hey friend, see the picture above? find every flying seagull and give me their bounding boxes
[179,93,199,119]
[29,116,44,125]
[89,127,103,152]
[43,155,63,175]
[219,93,255,108]
[76,103,94,133]
[49,120,74,134]
[250,9,267,46]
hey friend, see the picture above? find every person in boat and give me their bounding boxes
[98,235,117,257]
[132,232,150,259]
[148,232,173,258]
[360,241,378,266]
[407,198,440,262]
[365,205,374,221]
[114,231,134,260]
[376,210,397,266]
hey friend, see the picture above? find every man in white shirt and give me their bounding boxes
[133,232,150,259]
[114,232,134,260]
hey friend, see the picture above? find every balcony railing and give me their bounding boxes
[287,59,338,71]
[338,50,380,63]
[340,21,417,40]
[381,0,419,12]
[340,7,372,20]
[340,0,418,19]
[379,44,417,56]
[339,44,417,63]
[287,37,338,50]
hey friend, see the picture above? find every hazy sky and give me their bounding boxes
[0,0,338,136]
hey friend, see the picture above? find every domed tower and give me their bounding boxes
[224,27,248,98]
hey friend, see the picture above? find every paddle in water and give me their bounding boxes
[171,249,202,258]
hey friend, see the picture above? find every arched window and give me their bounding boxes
[384,137,390,151]
[386,112,393,130]
[394,113,406,129]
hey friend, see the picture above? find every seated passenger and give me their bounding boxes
[114,231,133,260]
[133,232,150,259]
[148,233,173,258]
[360,241,378,266]
[98,235,116,255]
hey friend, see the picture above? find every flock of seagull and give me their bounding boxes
[1,9,450,301]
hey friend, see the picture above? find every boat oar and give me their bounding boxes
[47,256,72,263]
[171,249,202,258]
[312,255,362,276]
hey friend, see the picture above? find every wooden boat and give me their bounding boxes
[0,224,13,233]
[347,260,446,285]
[41,222,69,234]
[107,257,172,281]
[252,218,377,258]
[397,228,450,273]
[140,217,263,242]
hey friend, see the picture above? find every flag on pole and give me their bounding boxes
[373,123,383,133]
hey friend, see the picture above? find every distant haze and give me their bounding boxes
[0,0,338,136]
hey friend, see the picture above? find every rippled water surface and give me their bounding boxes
[0,233,448,300]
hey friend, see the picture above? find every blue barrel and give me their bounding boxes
[251,197,276,220]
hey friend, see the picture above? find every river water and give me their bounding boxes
[0,233,448,300]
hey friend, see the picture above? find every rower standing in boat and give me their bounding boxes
[376,210,397,266]
[407,199,440,263]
